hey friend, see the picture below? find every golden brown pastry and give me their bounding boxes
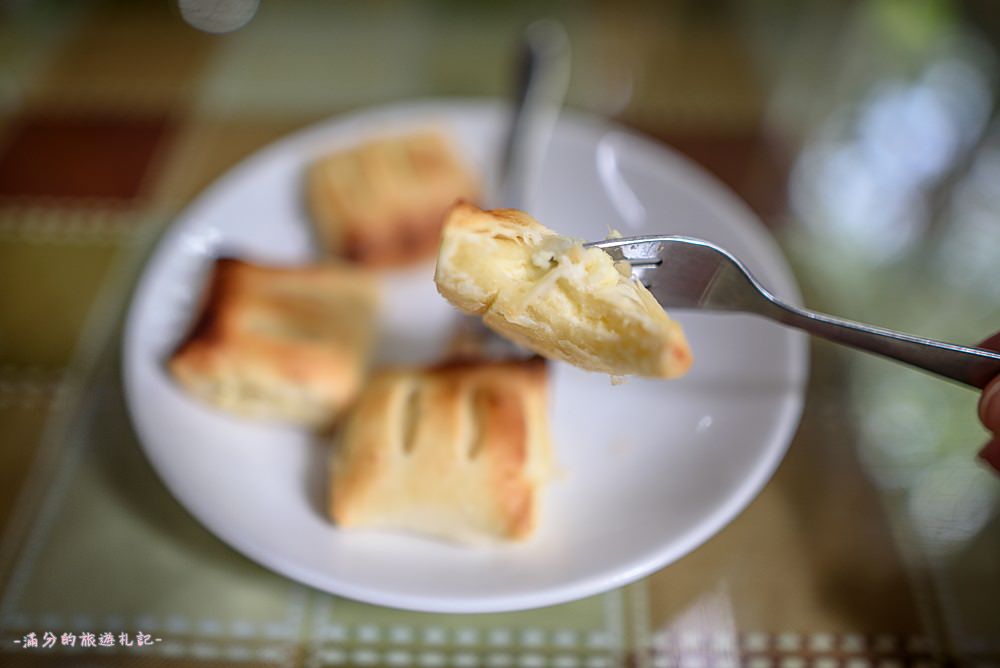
[330,358,552,543]
[306,131,480,266]
[434,203,692,378]
[168,258,377,427]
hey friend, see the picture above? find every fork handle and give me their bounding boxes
[762,299,1000,389]
[498,20,571,210]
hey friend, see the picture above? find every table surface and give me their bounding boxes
[1,1,998,666]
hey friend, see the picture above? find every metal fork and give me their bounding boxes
[587,235,1000,389]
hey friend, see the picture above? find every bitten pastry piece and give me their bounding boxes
[169,259,377,427]
[330,358,552,543]
[434,203,692,378]
[307,131,480,266]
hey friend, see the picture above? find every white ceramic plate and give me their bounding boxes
[123,100,807,613]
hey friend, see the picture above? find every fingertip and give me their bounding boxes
[978,437,1000,474]
[979,377,1000,431]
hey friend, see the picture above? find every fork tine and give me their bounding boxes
[584,237,664,288]
[585,236,666,262]
[629,264,658,287]
[586,235,703,298]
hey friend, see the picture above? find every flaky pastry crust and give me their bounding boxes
[434,203,692,378]
[307,131,480,266]
[169,259,377,427]
[329,358,552,543]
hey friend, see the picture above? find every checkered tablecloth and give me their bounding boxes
[1,2,998,666]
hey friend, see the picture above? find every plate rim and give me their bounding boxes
[122,97,808,613]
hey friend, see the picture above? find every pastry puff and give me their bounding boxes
[306,131,480,266]
[168,259,377,427]
[329,358,552,543]
[434,203,693,378]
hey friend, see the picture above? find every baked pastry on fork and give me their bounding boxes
[434,203,692,378]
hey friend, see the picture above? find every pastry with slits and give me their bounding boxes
[329,358,552,543]
[306,131,481,266]
[168,259,377,427]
